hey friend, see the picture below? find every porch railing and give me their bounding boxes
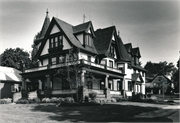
[25,59,122,73]
[86,89,104,94]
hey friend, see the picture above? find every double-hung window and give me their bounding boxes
[109,60,113,68]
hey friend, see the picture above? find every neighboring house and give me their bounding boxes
[21,11,146,100]
[0,66,22,99]
[145,74,174,94]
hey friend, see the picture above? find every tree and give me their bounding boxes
[54,49,96,102]
[144,61,177,76]
[172,59,179,93]
[0,48,38,71]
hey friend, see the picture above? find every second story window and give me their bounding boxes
[50,35,63,49]
[101,60,107,66]
[109,60,113,68]
[88,56,91,62]
[51,57,57,65]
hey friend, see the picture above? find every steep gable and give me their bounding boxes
[116,37,131,62]
[94,26,115,54]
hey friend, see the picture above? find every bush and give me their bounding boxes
[132,93,144,102]
[64,97,74,104]
[28,97,41,103]
[0,98,12,104]
[50,97,60,103]
[42,98,51,103]
[147,93,152,98]
[111,98,117,102]
[15,98,29,104]
[88,91,97,100]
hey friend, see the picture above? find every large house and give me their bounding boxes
[146,73,174,94]
[21,11,146,101]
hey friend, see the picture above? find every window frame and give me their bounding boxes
[109,60,113,68]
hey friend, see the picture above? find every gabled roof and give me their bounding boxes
[132,73,144,82]
[151,73,173,83]
[116,37,131,62]
[0,66,21,82]
[54,17,84,49]
[35,17,98,58]
[132,47,141,58]
[94,26,115,54]
[124,43,132,53]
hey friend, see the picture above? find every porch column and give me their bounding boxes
[105,75,110,100]
[105,75,109,88]
[46,75,51,89]
[81,70,86,85]
[134,83,136,93]
[44,75,52,98]
[21,78,28,98]
[80,70,87,102]
[38,80,42,90]
[22,78,27,90]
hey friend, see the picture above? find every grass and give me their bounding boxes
[0,103,177,123]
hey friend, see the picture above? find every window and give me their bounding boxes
[128,81,132,91]
[86,78,92,89]
[117,81,122,91]
[88,56,91,62]
[101,60,107,66]
[69,54,73,62]
[51,57,57,64]
[49,35,63,49]
[50,38,54,48]
[59,55,65,63]
[85,34,93,47]
[142,72,144,77]
[109,60,113,68]
[11,85,16,92]
[109,45,115,57]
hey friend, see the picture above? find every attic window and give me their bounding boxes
[85,34,93,47]
[49,35,63,49]
[109,44,115,58]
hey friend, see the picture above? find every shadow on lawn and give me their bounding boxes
[31,103,173,122]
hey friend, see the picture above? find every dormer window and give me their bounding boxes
[49,34,63,53]
[50,35,63,49]
[85,33,93,47]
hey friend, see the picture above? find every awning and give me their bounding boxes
[0,66,21,82]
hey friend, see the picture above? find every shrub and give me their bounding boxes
[0,98,12,104]
[111,98,117,102]
[88,91,97,100]
[64,97,74,104]
[42,98,51,103]
[147,93,152,98]
[15,98,29,104]
[50,97,59,103]
[132,93,144,102]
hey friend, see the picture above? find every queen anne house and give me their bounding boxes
[21,11,146,101]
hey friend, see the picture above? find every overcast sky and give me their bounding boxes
[0,0,179,66]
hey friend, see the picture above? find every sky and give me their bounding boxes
[0,0,180,67]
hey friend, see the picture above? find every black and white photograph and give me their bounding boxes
[0,0,179,122]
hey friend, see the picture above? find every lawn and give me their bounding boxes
[0,103,177,123]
